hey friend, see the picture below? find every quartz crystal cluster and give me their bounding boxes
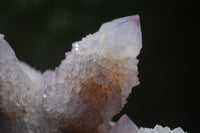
[0,15,186,133]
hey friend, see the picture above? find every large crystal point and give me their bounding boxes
[0,15,142,133]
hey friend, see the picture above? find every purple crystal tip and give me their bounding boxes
[131,15,141,29]
[114,15,141,29]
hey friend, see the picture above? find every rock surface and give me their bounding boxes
[0,15,142,133]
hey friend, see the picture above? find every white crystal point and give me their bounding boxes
[109,115,139,133]
[71,15,142,59]
[0,34,4,39]
[0,34,43,125]
[99,15,142,58]
[0,34,17,63]
[138,125,187,133]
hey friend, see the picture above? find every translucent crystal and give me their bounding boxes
[0,15,141,133]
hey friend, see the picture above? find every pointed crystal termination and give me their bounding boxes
[0,15,142,133]
[110,115,139,133]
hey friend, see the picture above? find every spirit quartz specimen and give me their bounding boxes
[0,15,186,133]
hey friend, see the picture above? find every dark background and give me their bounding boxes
[0,0,198,132]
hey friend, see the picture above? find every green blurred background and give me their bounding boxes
[0,0,197,132]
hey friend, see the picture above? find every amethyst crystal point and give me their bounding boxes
[110,115,139,133]
[0,15,142,133]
